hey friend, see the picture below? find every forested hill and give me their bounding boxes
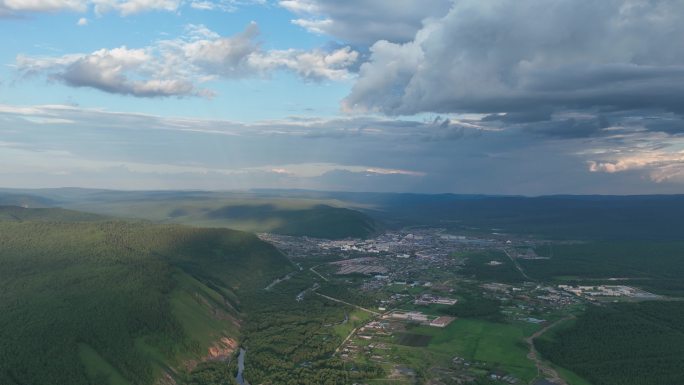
[291,192,684,241]
[0,205,106,222]
[0,208,291,385]
[0,189,379,239]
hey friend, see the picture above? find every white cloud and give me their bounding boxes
[0,0,88,13]
[189,0,264,12]
[16,23,358,97]
[290,18,331,35]
[175,21,260,78]
[92,0,180,16]
[76,16,87,25]
[0,0,178,15]
[589,151,684,182]
[189,0,217,10]
[0,0,264,15]
[19,46,204,97]
[251,163,424,178]
[249,46,358,81]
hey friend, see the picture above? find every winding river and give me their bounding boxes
[235,348,249,385]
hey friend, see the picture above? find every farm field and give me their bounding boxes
[414,319,539,381]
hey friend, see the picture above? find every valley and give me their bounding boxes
[1,190,683,385]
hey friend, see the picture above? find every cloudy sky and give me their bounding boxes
[1,0,684,194]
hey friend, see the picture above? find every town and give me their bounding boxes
[259,229,594,385]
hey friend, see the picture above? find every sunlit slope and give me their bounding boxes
[0,207,290,385]
[65,196,377,239]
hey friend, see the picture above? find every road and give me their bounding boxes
[502,248,532,281]
[315,292,380,316]
[309,264,329,281]
[334,327,358,355]
[316,291,384,355]
[525,315,575,385]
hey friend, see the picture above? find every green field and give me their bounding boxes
[332,309,375,340]
[383,319,539,382]
[458,250,526,283]
[427,320,537,380]
[396,333,433,347]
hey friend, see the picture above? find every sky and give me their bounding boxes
[1,0,684,195]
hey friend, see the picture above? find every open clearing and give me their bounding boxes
[396,333,433,347]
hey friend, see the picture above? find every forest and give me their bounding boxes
[0,208,289,385]
[238,273,383,385]
[524,241,684,295]
[535,301,684,385]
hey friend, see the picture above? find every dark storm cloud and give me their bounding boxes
[521,117,610,139]
[280,0,453,45]
[343,0,684,122]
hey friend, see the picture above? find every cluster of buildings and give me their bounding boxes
[414,293,458,306]
[328,257,390,275]
[385,311,456,328]
[558,284,659,299]
[489,371,521,384]
[480,282,581,311]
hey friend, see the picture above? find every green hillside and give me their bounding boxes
[0,207,290,385]
[202,203,376,239]
[60,195,377,239]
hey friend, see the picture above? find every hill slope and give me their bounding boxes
[0,207,290,385]
[65,195,377,239]
[0,205,106,222]
[0,188,378,239]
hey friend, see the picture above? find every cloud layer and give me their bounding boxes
[1,102,683,193]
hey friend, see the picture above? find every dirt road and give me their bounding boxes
[526,315,575,385]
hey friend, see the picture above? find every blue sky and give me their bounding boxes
[1,0,684,194]
[1,2,347,120]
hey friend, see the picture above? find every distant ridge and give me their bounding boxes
[0,205,106,222]
[2,187,683,240]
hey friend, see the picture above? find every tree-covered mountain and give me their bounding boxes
[0,206,291,385]
[0,189,378,239]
